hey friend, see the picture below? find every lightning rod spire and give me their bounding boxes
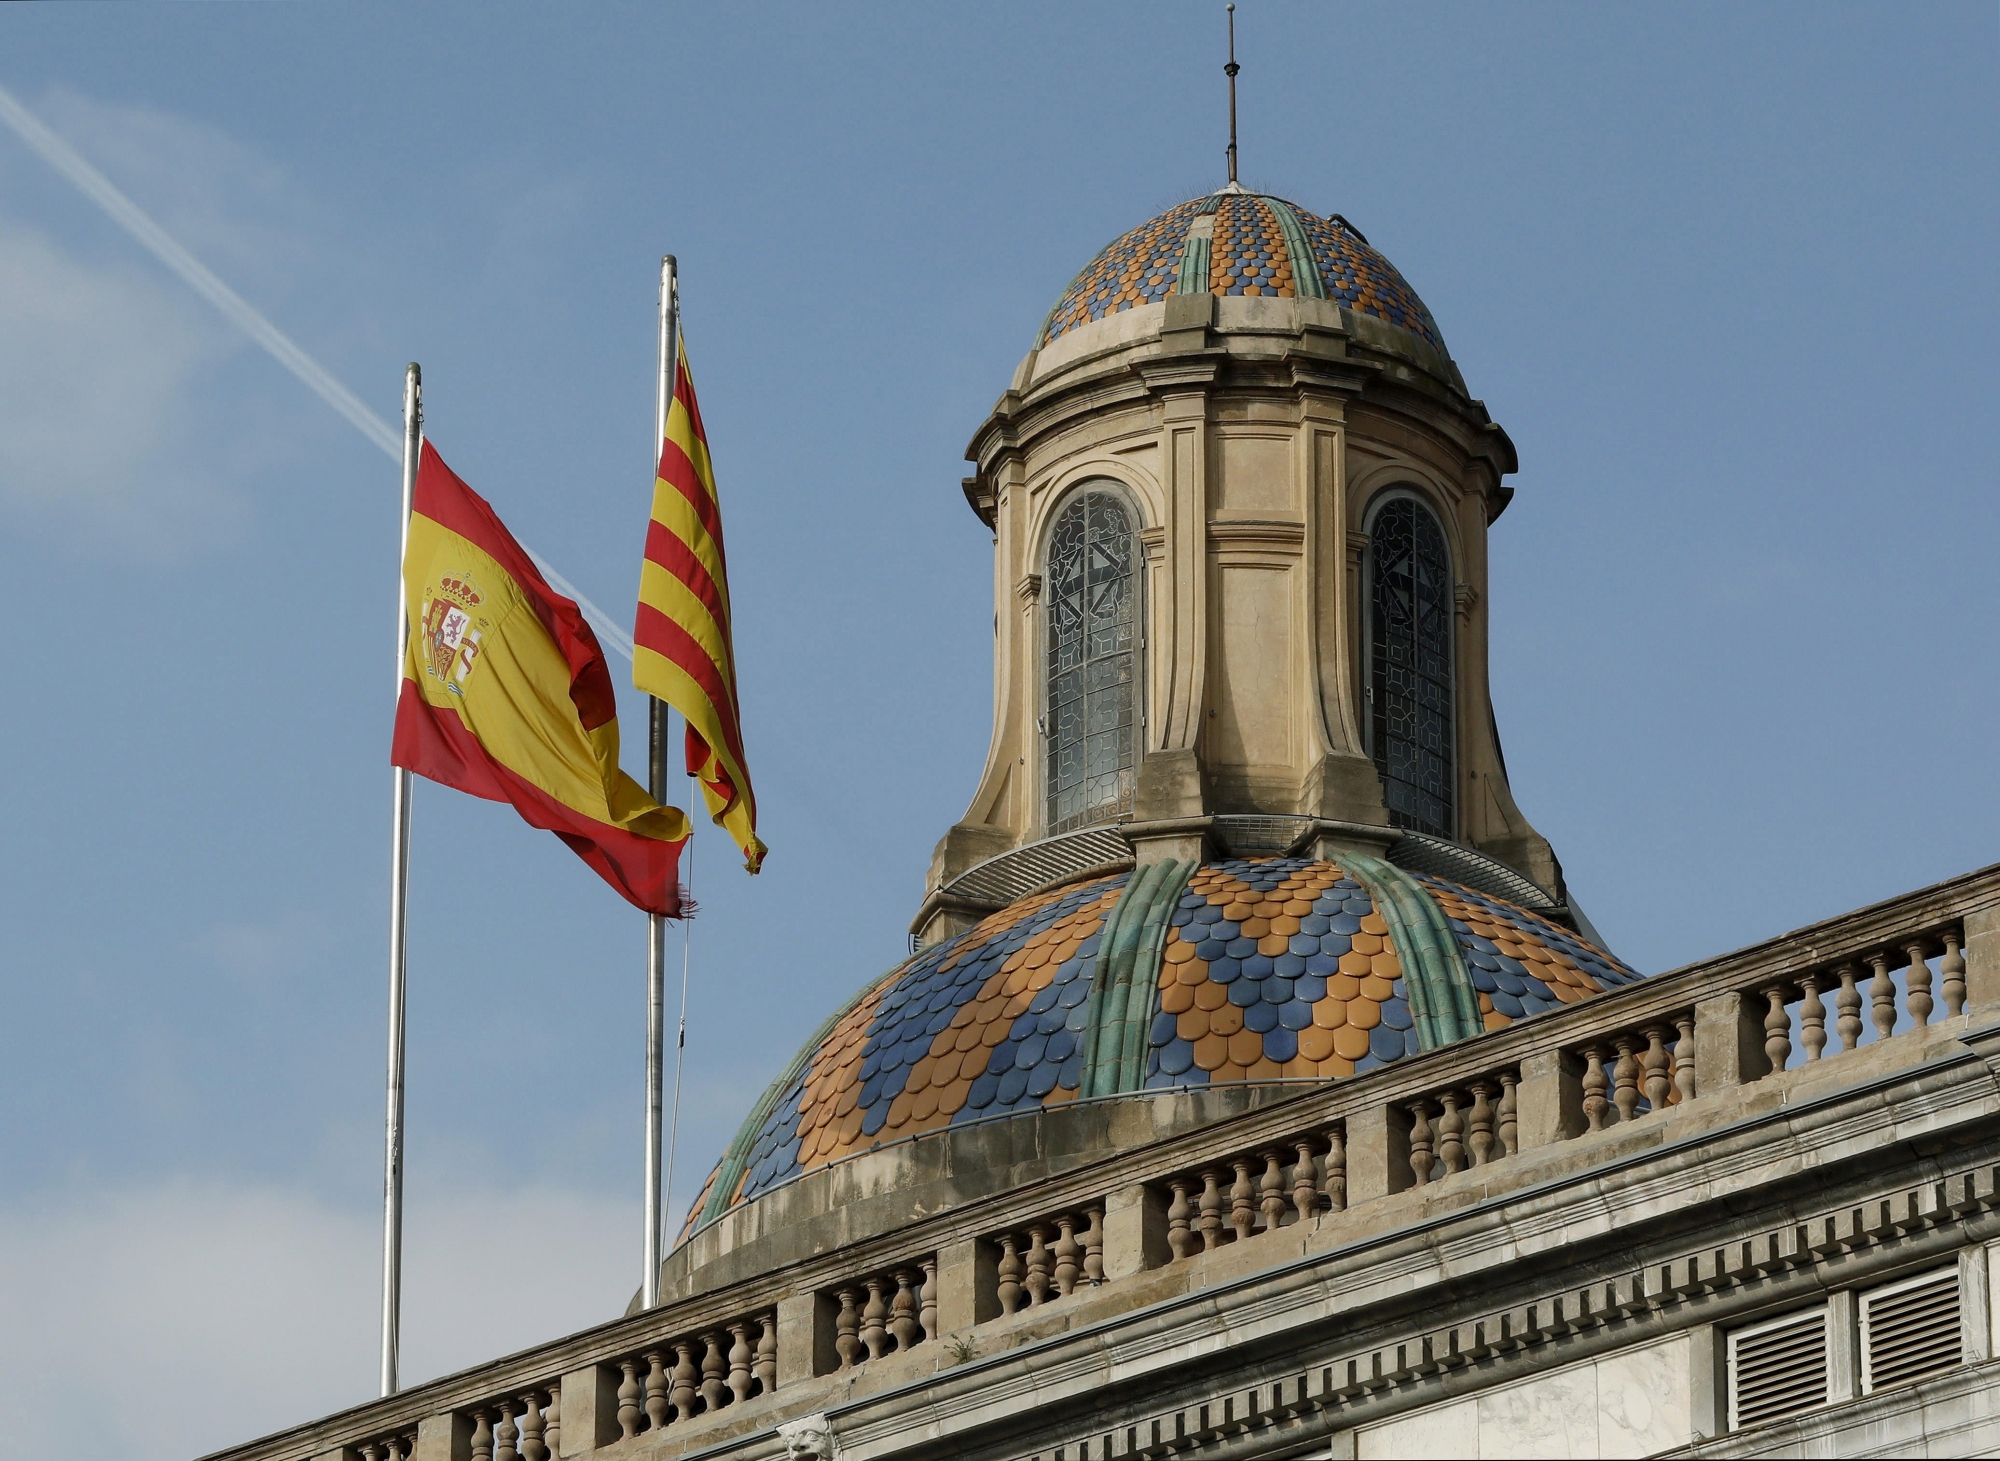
[1225,4,1240,184]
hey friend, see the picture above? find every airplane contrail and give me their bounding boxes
[0,81,636,662]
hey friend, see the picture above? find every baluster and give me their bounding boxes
[1611,1037,1641,1121]
[755,1312,779,1395]
[1869,952,1897,1043]
[1024,1224,1054,1303]
[1291,1138,1320,1221]
[643,1350,671,1431]
[670,1339,701,1419]
[543,1385,559,1455]
[1836,963,1863,1050]
[1436,1092,1465,1174]
[890,1268,923,1346]
[996,1235,1025,1312]
[494,1399,520,1461]
[922,1256,942,1333]
[1639,1027,1671,1110]
[358,1444,384,1461]
[1080,1208,1105,1286]
[1762,988,1794,1075]
[1166,1180,1193,1260]
[1799,977,1826,1061]
[1673,1016,1696,1103]
[1196,1169,1226,1251]
[1943,932,1967,1017]
[1905,940,1934,1026]
[728,1321,756,1404]
[1229,1157,1257,1240]
[519,1391,547,1461]
[1052,1216,1080,1295]
[1581,1046,1610,1131]
[1324,1124,1348,1210]
[1259,1150,1289,1228]
[1496,1074,1519,1156]
[468,1414,494,1461]
[699,1332,729,1411]
[616,1359,642,1439]
[1407,1101,1435,1187]
[860,1277,891,1358]
[832,1280,864,1360]
[1466,1082,1495,1166]
[397,1437,418,1461]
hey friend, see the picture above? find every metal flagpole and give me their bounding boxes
[643,257,679,1310]
[381,361,421,1396]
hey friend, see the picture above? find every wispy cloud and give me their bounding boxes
[0,83,635,656]
[0,1176,642,1461]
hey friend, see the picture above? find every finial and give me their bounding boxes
[1225,4,1240,185]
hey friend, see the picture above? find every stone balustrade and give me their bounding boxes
[205,865,2000,1461]
[992,1207,1103,1311]
[1401,1067,1519,1185]
[826,1261,935,1367]
[1153,1128,1344,1261]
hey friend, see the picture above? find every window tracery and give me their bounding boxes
[1044,488,1137,833]
[1368,494,1455,838]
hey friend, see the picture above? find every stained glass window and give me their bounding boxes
[1045,489,1137,833]
[1369,495,1455,838]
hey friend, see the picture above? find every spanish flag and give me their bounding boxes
[633,342,765,872]
[393,442,691,915]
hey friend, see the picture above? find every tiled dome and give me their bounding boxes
[679,857,1639,1238]
[1038,189,1445,349]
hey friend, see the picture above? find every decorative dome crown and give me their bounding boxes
[1038,188,1445,350]
[681,855,1640,1237]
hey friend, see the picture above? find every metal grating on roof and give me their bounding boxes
[1862,1268,1962,1395]
[1389,830,1560,912]
[1211,815,1314,854]
[1728,1306,1829,1431]
[942,826,1132,908]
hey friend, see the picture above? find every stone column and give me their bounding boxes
[777,1291,835,1384]
[1101,1183,1169,1280]
[412,1413,471,1461]
[932,1236,1000,1331]
[1963,906,2000,1014]
[1345,1103,1408,1203]
[1694,990,1765,1090]
[1514,1049,1583,1149]
[557,1365,622,1454]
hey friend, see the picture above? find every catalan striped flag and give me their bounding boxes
[633,342,766,872]
[393,443,691,914]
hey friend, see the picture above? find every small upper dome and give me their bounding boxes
[680,855,1639,1238]
[1039,188,1445,350]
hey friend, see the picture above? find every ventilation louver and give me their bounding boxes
[1728,1306,1829,1430]
[1861,1268,1962,1395]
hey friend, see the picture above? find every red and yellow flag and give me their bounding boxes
[393,442,690,915]
[633,343,765,872]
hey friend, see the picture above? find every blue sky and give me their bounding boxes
[1,4,1994,1456]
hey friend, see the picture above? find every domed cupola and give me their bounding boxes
[670,182,1635,1284]
[1039,186,1445,355]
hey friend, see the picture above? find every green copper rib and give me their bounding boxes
[1109,859,1197,1091]
[1339,852,1481,1050]
[1263,197,1328,300]
[1175,235,1212,296]
[1080,859,1197,1097]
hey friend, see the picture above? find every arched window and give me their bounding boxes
[1367,494,1455,838]
[1045,487,1138,833]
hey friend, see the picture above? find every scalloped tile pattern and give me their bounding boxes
[1039,193,1443,350]
[1147,858,1418,1087]
[1291,209,1443,348]
[1041,200,1203,342]
[1417,874,1642,1030]
[718,875,1126,1212]
[1208,195,1298,298]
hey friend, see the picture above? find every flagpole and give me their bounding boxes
[643,257,679,1310]
[381,361,421,1395]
